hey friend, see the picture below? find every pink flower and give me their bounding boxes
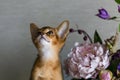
[65,42,110,79]
[99,70,113,80]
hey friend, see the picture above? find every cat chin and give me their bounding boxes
[39,38,50,46]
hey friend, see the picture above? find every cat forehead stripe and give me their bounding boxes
[40,26,54,30]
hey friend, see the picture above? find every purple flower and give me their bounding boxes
[117,64,120,77]
[96,8,110,20]
[118,5,120,13]
[117,64,120,71]
[112,50,120,60]
[64,42,110,79]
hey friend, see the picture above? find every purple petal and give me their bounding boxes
[96,8,110,19]
[99,8,109,15]
[118,5,120,13]
[117,64,120,71]
[96,14,110,19]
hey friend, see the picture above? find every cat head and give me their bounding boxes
[30,20,69,53]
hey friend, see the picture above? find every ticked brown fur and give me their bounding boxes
[30,20,69,80]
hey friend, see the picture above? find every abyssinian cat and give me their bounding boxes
[30,20,69,80]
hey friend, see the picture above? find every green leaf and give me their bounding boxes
[107,59,120,75]
[94,30,103,44]
[115,0,120,4]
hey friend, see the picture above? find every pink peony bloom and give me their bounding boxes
[99,70,113,80]
[65,42,110,79]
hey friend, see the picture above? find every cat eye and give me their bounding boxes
[46,31,53,35]
[38,32,42,35]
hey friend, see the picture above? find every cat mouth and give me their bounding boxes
[40,36,50,43]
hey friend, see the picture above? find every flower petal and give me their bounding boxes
[96,8,110,19]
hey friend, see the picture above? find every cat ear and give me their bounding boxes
[57,20,69,40]
[30,23,39,41]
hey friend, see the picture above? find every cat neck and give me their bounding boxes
[37,48,59,62]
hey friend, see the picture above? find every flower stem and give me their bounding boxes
[81,30,93,43]
[76,24,93,43]
[109,17,120,22]
[69,25,93,43]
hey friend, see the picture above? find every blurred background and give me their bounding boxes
[0,0,120,80]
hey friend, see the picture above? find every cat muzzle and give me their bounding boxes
[40,35,50,43]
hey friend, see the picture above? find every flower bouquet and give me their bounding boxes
[64,27,120,80]
[64,0,120,80]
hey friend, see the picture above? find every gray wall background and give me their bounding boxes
[0,0,120,80]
